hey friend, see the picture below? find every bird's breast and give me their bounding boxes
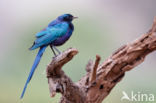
[52,23,74,46]
[52,29,72,46]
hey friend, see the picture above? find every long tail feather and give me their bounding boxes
[20,46,47,99]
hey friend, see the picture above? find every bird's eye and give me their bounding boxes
[62,15,73,21]
[64,16,68,19]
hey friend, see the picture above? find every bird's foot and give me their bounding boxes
[52,52,62,59]
[53,46,61,54]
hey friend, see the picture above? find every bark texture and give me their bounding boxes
[46,17,156,103]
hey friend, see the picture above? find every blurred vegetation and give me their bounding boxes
[0,0,156,103]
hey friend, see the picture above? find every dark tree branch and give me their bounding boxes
[46,17,156,103]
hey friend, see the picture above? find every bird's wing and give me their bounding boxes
[35,28,47,38]
[30,25,68,50]
[35,19,60,38]
[35,26,68,43]
[30,22,68,50]
[48,20,59,27]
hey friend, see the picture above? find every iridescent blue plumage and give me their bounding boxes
[20,14,77,99]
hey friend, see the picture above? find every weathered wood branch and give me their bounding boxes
[46,17,156,103]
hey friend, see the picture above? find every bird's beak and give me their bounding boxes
[73,17,78,19]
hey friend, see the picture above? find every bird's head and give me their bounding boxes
[58,14,78,22]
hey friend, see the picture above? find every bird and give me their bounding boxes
[20,14,77,99]
[121,91,130,101]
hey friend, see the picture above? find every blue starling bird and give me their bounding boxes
[20,14,77,99]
